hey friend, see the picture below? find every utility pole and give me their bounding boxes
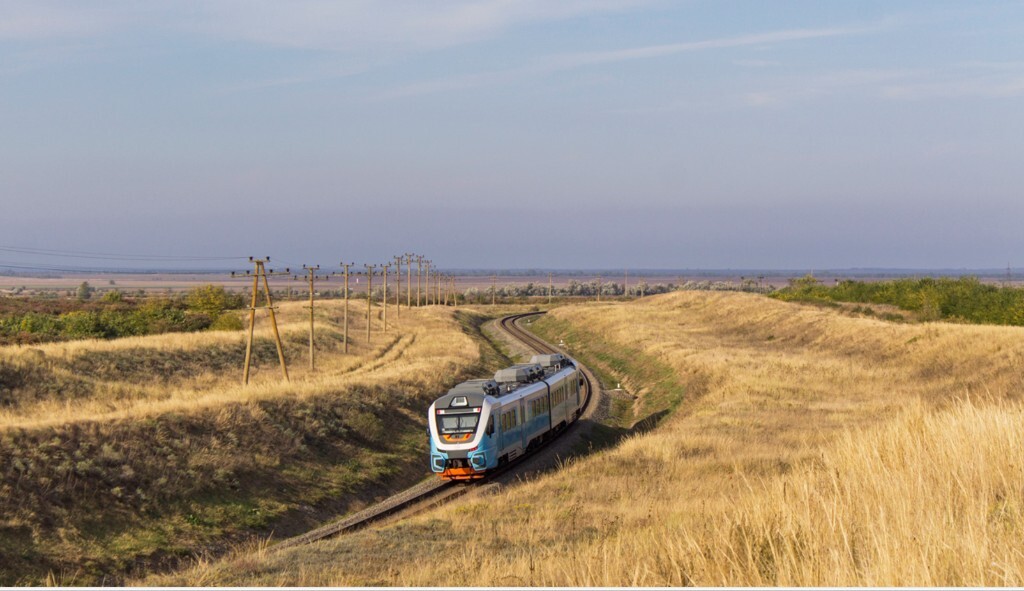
[364,264,377,341]
[424,260,431,305]
[406,253,414,309]
[233,257,290,385]
[597,274,602,302]
[491,274,496,306]
[548,272,553,305]
[333,262,353,354]
[416,255,424,306]
[436,268,441,304]
[393,255,403,317]
[382,263,390,332]
[295,264,323,370]
[624,269,629,298]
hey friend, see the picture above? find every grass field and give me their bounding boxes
[0,299,509,585]
[152,291,1024,586]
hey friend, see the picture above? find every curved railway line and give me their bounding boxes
[273,311,597,552]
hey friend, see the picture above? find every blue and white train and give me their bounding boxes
[428,354,583,480]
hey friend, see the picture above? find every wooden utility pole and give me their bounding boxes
[436,268,441,305]
[234,257,290,385]
[491,274,496,306]
[624,269,629,298]
[296,264,323,370]
[597,275,602,302]
[452,275,458,307]
[416,255,424,306]
[548,272,553,305]
[334,262,353,354]
[364,264,377,341]
[393,255,403,317]
[406,253,414,309]
[424,260,431,305]
[382,263,390,332]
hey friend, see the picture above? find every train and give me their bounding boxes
[428,353,584,480]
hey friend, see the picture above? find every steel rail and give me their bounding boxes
[270,311,594,552]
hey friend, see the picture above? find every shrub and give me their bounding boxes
[210,313,244,332]
[187,285,244,317]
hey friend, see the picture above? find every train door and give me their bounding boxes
[572,370,581,414]
[519,399,527,449]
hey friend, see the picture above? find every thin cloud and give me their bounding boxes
[0,3,125,39]
[742,63,1024,107]
[381,22,887,99]
[882,75,1024,100]
[544,23,886,70]
[184,0,653,52]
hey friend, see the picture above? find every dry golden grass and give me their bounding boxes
[0,300,478,428]
[157,291,1024,586]
[0,301,498,584]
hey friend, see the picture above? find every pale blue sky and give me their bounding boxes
[2,1,1023,270]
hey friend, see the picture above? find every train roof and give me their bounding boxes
[432,356,577,409]
[492,356,576,396]
[494,363,544,385]
[530,353,570,369]
[432,379,500,411]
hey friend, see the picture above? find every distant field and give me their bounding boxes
[159,292,1024,586]
[0,299,509,585]
[0,270,823,294]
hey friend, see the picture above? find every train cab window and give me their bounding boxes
[438,411,480,436]
[486,416,494,436]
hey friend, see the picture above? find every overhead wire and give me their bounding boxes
[0,261,233,275]
[0,245,245,262]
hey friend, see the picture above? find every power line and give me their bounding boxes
[0,261,231,274]
[0,245,244,262]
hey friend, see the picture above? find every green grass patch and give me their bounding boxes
[528,313,687,451]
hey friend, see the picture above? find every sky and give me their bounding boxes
[1,0,1023,271]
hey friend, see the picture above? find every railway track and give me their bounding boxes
[271,311,595,552]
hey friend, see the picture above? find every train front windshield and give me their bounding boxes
[437,411,480,436]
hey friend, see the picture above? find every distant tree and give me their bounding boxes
[101,290,123,303]
[77,281,94,301]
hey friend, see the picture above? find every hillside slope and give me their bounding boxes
[0,301,494,585]
[150,292,1024,586]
